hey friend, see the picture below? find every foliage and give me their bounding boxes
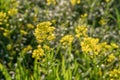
[0,0,120,80]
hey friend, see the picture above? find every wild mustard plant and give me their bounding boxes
[60,35,74,47]
[22,45,32,53]
[47,0,57,5]
[110,43,119,49]
[34,21,55,43]
[107,53,115,62]
[75,25,88,38]
[99,18,107,25]
[0,0,120,80]
[27,24,34,29]
[0,12,8,25]
[8,8,18,16]
[105,0,110,3]
[32,21,55,60]
[3,29,11,38]
[80,37,100,56]
[81,13,88,18]
[43,44,51,51]
[6,44,12,50]
[109,69,120,79]
[70,0,80,6]
[32,45,44,60]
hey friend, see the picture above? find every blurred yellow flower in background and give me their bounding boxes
[75,25,88,38]
[47,0,56,5]
[6,44,12,50]
[110,43,119,49]
[81,13,88,18]
[8,8,18,16]
[20,30,28,35]
[0,12,8,25]
[60,35,74,46]
[109,69,120,79]
[32,45,44,60]
[107,54,115,62]
[27,24,34,29]
[23,45,32,53]
[105,0,110,3]
[43,44,50,50]
[70,0,80,6]
[99,18,107,25]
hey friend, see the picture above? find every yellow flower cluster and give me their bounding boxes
[99,18,107,25]
[60,35,74,46]
[70,0,80,6]
[109,69,120,79]
[0,12,8,25]
[23,45,32,53]
[20,30,28,35]
[32,45,44,60]
[3,29,11,37]
[81,37,119,56]
[105,0,110,3]
[27,24,34,29]
[81,13,88,18]
[47,0,56,5]
[34,21,55,43]
[110,43,119,49]
[100,42,111,51]
[81,37,100,55]
[6,44,12,50]
[100,42,118,52]
[43,44,50,50]
[8,8,18,16]
[75,25,88,38]
[107,54,115,62]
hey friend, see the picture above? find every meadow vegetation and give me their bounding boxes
[0,0,120,80]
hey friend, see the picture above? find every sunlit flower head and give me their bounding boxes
[70,0,80,6]
[60,35,74,46]
[32,45,44,60]
[34,21,55,43]
[75,25,88,38]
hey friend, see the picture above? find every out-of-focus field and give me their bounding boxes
[0,0,120,80]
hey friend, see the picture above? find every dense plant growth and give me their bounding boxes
[0,0,120,80]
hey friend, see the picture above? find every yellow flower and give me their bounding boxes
[23,45,32,53]
[70,0,80,6]
[75,25,88,38]
[8,8,18,16]
[27,24,34,29]
[32,45,44,60]
[109,69,120,79]
[3,29,10,37]
[47,34,55,41]
[0,12,6,19]
[81,13,88,18]
[110,43,119,49]
[43,45,50,50]
[47,0,56,5]
[100,42,112,51]
[81,37,100,55]
[6,44,12,50]
[0,12,8,25]
[60,35,74,46]
[99,18,107,25]
[105,0,110,3]
[20,30,28,35]
[107,54,115,62]
[34,21,55,43]
[11,0,19,7]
